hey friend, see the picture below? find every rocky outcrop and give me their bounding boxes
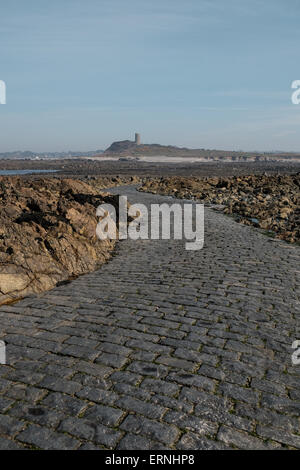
[0,177,124,305]
[140,174,300,243]
[105,141,190,156]
[105,140,138,153]
[104,140,300,161]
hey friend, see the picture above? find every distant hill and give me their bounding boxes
[104,139,300,161]
[105,140,190,155]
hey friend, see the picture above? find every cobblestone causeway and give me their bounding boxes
[0,186,299,450]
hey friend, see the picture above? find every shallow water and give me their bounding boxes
[0,169,58,176]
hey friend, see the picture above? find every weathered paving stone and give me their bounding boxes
[83,404,125,427]
[73,360,112,378]
[155,355,197,372]
[72,373,111,390]
[177,432,231,450]
[97,342,133,356]
[174,347,209,363]
[79,442,105,450]
[167,372,216,391]
[120,415,180,446]
[43,353,78,368]
[61,344,100,361]
[13,360,44,373]
[127,361,169,379]
[110,371,143,385]
[125,338,173,355]
[0,185,299,449]
[130,350,158,362]
[37,376,82,395]
[17,424,80,450]
[96,352,129,368]
[0,414,26,436]
[140,377,180,396]
[117,433,168,450]
[116,396,166,420]
[219,382,260,405]
[164,410,218,437]
[9,404,64,428]
[65,336,99,349]
[251,378,287,396]
[76,386,119,405]
[154,392,195,413]
[256,425,300,449]
[42,364,75,379]
[58,417,123,449]
[217,425,281,450]
[235,403,300,433]
[41,392,88,416]
[0,437,25,450]
[3,370,45,386]
[261,394,300,415]
[197,364,226,381]
[0,397,14,413]
[180,388,232,411]
[113,383,152,401]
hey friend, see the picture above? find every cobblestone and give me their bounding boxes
[0,185,299,449]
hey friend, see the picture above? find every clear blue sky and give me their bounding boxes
[1,0,300,152]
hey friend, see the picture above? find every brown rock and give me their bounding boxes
[0,177,124,305]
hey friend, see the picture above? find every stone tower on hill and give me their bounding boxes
[135,133,141,145]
